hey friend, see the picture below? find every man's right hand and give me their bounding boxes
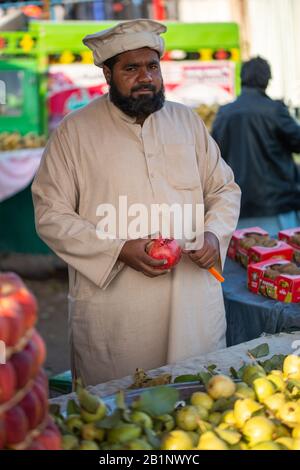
[118,239,170,278]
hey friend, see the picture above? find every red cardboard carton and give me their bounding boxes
[248,259,300,302]
[227,226,269,261]
[247,241,294,265]
[278,228,300,263]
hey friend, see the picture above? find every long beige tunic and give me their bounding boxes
[32,95,241,386]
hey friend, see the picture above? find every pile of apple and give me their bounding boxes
[0,272,61,450]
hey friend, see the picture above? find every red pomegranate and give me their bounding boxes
[146,238,182,270]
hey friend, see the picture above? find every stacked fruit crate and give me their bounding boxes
[0,273,61,450]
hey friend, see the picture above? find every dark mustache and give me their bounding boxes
[131,84,156,92]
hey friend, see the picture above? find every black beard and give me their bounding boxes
[109,78,165,119]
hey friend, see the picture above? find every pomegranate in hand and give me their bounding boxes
[146,238,182,270]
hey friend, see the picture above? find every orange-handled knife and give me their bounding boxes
[209,267,224,283]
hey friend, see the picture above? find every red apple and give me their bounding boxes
[0,273,23,298]
[13,288,37,330]
[24,338,40,378]
[35,427,61,450]
[0,362,17,404]
[0,316,9,344]
[0,298,25,347]
[31,330,46,367]
[0,414,6,449]
[4,405,29,445]
[19,389,43,430]
[10,349,33,389]
[32,381,48,421]
[46,417,58,433]
[146,238,182,269]
[26,440,46,450]
[36,368,48,389]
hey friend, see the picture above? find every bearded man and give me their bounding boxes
[32,19,241,386]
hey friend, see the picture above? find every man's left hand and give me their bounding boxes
[183,232,220,270]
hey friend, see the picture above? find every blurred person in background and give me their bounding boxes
[212,57,300,234]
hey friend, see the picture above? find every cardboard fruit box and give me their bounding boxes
[278,227,300,264]
[232,229,293,267]
[227,226,269,261]
[248,259,300,302]
[247,240,294,266]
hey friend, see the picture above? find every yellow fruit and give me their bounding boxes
[206,375,236,400]
[273,423,290,438]
[233,399,262,428]
[123,439,153,450]
[212,397,235,412]
[187,431,200,447]
[197,419,213,434]
[292,439,300,450]
[278,402,300,427]
[80,403,107,423]
[176,406,199,431]
[208,412,222,426]
[155,414,175,432]
[78,388,107,417]
[251,441,281,450]
[215,428,241,445]
[270,370,284,377]
[190,392,214,411]
[222,410,236,426]
[81,423,105,442]
[276,437,295,450]
[197,431,228,450]
[286,379,300,398]
[292,425,300,438]
[242,416,275,447]
[253,377,276,403]
[160,430,193,450]
[237,441,249,450]
[62,434,79,450]
[130,411,153,429]
[242,364,266,386]
[218,422,230,430]
[193,404,209,420]
[79,440,100,450]
[235,383,255,400]
[276,437,300,450]
[107,423,141,444]
[263,393,286,413]
[66,414,83,433]
[230,442,249,450]
[283,355,300,380]
[267,373,285,391]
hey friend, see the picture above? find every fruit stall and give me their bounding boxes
[0,272,61,450]
[1,271,300,451]
[0,21,240,254]
[49,332,300,451]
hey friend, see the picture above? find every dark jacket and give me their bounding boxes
[212,87,300,217]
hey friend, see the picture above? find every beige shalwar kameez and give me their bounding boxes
[32,95,241,385]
